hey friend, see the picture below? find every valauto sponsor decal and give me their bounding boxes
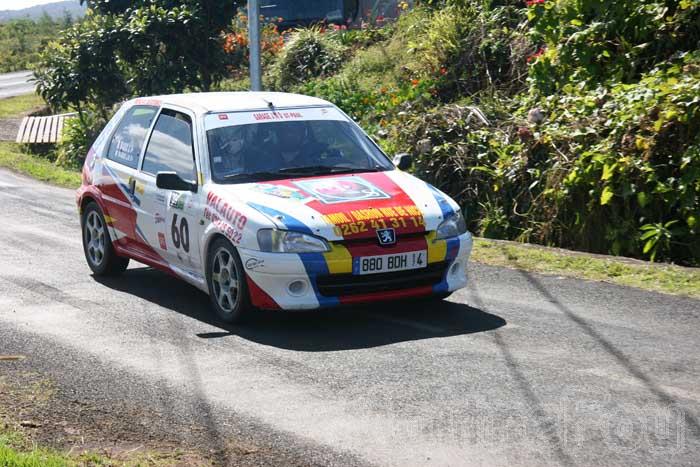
[294,176,390,205]
[205,192,247,244]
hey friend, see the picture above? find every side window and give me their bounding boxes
[106,106,158,169]
[142,109,196,183]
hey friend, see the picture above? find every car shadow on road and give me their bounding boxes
[95,266,506,352]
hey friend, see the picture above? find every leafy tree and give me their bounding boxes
[35,15,128,117]
[38,0,242,112]
[120,1,238,93]
[0,17,70,73]
[79,0,137,14]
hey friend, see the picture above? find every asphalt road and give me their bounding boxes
[0,71,35,99]
[0,167,699,466]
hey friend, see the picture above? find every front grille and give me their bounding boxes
[316,262,448,297]
[339,231,427,247]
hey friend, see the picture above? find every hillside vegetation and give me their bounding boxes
[35,0,700,266]
[0,14,75,72]
[260,0,700,265]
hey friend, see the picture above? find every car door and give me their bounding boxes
[136,107,203,275]
[100,104,159,255]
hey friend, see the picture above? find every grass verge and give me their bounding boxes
[1,425,190,467]
[0,441,77,467]
[0,425,98,467]
[0,94,45,119]
[0,142,81,189]
[472,238,700,299]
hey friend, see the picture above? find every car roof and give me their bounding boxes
[129,92,334,115]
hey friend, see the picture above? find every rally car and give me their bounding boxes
[77,92,473,322]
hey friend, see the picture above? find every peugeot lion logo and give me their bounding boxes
[377,228,397,246]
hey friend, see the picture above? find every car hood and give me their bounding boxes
[212,170,459,242]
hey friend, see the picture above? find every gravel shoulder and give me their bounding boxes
[0,118,20,141]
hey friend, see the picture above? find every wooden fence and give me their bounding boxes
[16,113,75,144]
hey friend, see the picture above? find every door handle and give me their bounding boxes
[128,177,136,195]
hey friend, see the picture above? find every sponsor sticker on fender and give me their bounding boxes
[245,258,265,270]
[169,192,186,210]
[205,192,248,245]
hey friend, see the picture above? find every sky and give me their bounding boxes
[1,0,77,11]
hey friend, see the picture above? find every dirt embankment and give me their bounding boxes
[0,357,298,466]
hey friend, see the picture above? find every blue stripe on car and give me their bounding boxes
[248,203,340,307]
[427,183,455,219]
[426,185,460,293]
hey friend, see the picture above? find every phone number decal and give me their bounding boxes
[322,205,425,237]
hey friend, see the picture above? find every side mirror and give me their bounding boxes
[393,153,413,171]
[156,172,197,192]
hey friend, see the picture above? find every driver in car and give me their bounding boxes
[211,126,246,177]
[247,121,322,172]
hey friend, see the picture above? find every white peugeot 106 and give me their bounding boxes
[77,92,473,322]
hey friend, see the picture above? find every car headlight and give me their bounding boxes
[435,210,467,240]
[257,229,330,253]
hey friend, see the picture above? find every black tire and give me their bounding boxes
[81,202,129,276]
[206,237,252,323]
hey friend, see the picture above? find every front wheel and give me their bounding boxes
[206,237,252,323]
[81,202,129,276]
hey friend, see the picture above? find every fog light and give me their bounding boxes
[449,262,461,276]
[288,280,308,296]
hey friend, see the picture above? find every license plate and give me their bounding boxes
[354,250,427,275]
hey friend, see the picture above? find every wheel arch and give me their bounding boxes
[79,194,97,215]
[77,188,106,219]
[202,231,230,281]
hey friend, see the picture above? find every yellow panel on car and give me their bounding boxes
[426,231,447,264]
[323,243,353,274]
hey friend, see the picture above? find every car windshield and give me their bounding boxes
[207,117,394,183]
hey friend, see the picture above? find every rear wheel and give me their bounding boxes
[82,202,129,276]
[206,237,252,323]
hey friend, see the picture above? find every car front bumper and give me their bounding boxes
[238,231,473,310]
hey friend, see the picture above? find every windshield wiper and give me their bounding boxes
[222,171,287,182]
[278,165,385,175]
[222,165,387,182]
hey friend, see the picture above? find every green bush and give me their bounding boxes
[267,27,348,91]
[393,50,700,265]
[405,4,530,99]
[527,0,700,94]
[55,109,109,168]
